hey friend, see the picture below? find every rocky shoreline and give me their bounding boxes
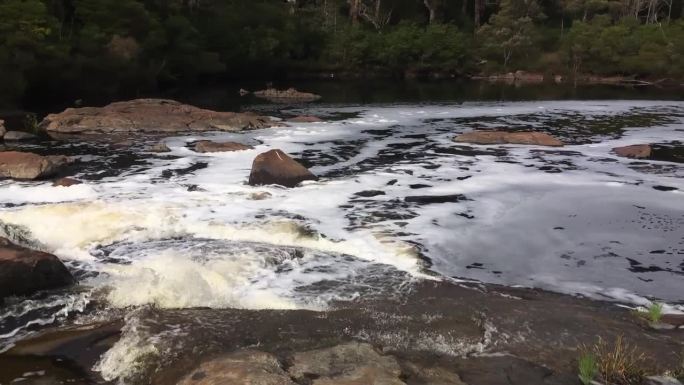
[1,280,683,385]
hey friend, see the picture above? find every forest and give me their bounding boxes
[1,0,683,107]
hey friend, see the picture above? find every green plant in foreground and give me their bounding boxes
[647,303,664,324]
[579,353,598,385]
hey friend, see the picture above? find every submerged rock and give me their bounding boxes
[0,237,74,300]
[177,350,294,385]
[148,142,171,153]
[40,99,274,136]
[248,149,317,188]
[53,177,82,187]
[288,342,404,385]
[453,131,564,147]
[3,131,37,141]
[194,140,253,153]
[253,88,321,103]
[0,151,70,180]
[287,115,324,123]
[613,144,652,159]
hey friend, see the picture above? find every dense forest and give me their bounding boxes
[1,0,683,107]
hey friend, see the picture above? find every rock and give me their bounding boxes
[661,314,684,328]
[239,88,250,96]
[288,115,324,123]
[52,177,82,187]
[249,192,272,200]
[0,119,5,138]
[149,142,171,153]
[613,144,652,159]
[0,151,71,180]
[288,342,404,385]
[194,140,253,153]
[177,350,294,385]
[3,131,37,141]
[402,363,466,385]
[0,237,74,300]
[453,131,564,147]
[645,376,683,385]
[40,99,275,136]
[253,88,321,103]
[248,149,317,188]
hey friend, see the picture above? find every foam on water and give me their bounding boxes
[1,100,683,379]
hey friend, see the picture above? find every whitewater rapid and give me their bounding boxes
[0,100,682,359]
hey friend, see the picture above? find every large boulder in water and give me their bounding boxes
[40,99,275,136]
[0,237,74,300]
[248,149,317,188]
[194,140,253,153]
[453,131,564,147]
[177,350,295,385]
[253,88,321,103]
[0,151,70,180]
[613,144,652,159]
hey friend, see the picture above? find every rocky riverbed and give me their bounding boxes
[0,98,682,385]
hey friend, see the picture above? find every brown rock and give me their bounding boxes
[249,192,272,200]
[253,88,321,103]
[288,115,324,123]
[288,342,404,385]
[613,144,652,159]
[453,131,564,147]
[40,99,275,136]
[0,151,70,180]
[3,131,37,141]
[248,149,317,188]
[149,142,171,153]
[177,350,294,385]
[53,177,82,187]
[194,140,253,153]
[0,237,74,300]
[661,314,684,328]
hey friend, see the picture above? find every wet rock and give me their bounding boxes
[177,350,294,385]
[0,151,70,180]
[613,144,652,159]
[661,314,684,328]
[52,177,82,187]
[253,88,321,103]
[288,115,324,123]
[645,376,683,385]
[288,342,404,385]
[40,99,274,136]
[355,190,386,198]
[3,131,37,141]
[248,149,317,188]
[194,140,253,153]
[0,237,74,300]
[249,192,272,200]
[454,131,564,147]
[0,119,5,138]
[405,194,466,204]
[402,362,466,385]
[149,142,171,153]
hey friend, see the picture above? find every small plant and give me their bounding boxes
[585,336,653,385]
[22,113,39,134]
[646,302,664,324]
[578,352,598,385]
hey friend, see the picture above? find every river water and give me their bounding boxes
[0,86,683,383]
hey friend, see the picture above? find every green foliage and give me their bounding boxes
[0,0,682,108]
[646,302,664,324]
[578,353,598,385]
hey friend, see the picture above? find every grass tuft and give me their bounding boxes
[580,336,653,385]
[578,352,598,385]
[647,302,664,324]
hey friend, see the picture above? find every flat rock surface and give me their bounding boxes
[0,237,74,300]
[0,151,70,180]
[194,140,253,153]
[253,88,321,103]
[3,131,37,141]
[613,144,652,159]
[40,99,274,135]
[453,131,564,147]
[177,351,294,385]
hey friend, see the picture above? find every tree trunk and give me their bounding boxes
[349,0,360,24]
[424,0,437,23]
[474,0,485,26]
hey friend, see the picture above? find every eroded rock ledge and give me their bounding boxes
[40,99,276,136]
